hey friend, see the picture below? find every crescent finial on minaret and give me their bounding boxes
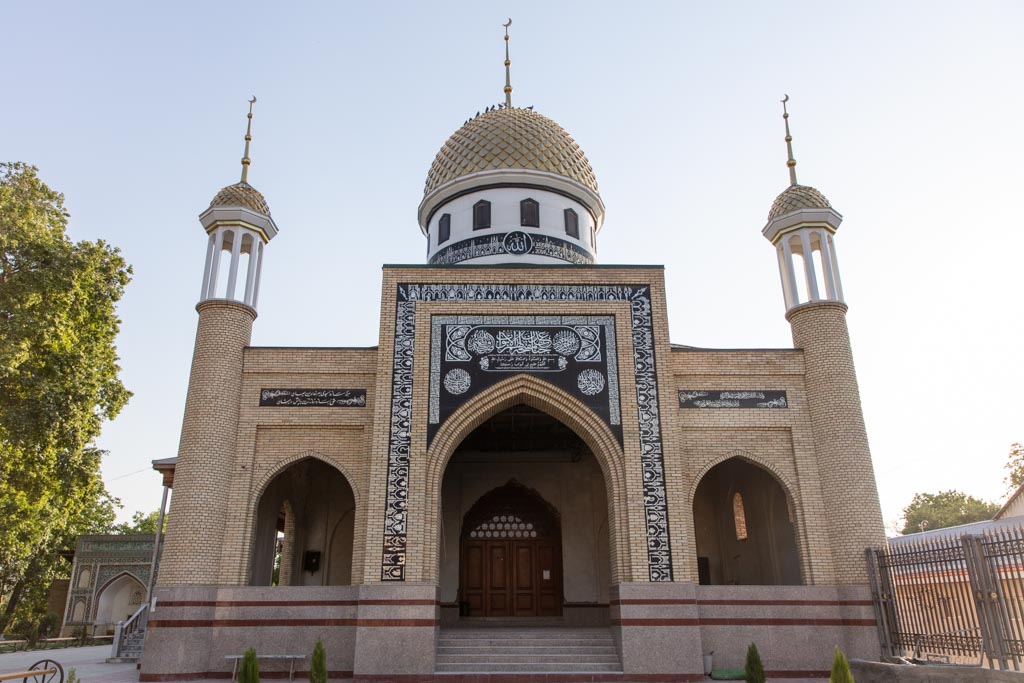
[781,94,797,186]
[503,19,513,108]
[241,96,257,183]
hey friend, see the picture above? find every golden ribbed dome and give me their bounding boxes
[424,107,598,195]
[210,182,271,215]
[767,184,830,221]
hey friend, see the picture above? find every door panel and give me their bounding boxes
[513,541,536,615]
[487,542,510,616]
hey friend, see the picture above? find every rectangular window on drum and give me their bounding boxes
[473,200,491,230]
[438,214,451,244]
[564,208,579,239]
[520,198,539,227]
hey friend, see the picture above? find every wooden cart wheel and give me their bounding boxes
[24,660,63,683]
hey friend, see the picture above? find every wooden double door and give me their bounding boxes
[461,537,562,617]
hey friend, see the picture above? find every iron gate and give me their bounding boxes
[867,524,1024,670]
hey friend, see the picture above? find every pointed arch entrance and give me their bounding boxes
[692,457,802,585]
[460,479,563,617]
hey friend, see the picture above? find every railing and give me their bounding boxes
[868,523,1024,671]
[111,602,149,659]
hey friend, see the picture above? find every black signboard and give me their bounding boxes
[260,388,366,407]
[429,315,622,444]
[678,390,788,409]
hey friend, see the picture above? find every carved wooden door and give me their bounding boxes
[460,481,563,617]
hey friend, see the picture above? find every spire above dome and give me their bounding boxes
[209,96,271,217]
[766,95,832,223]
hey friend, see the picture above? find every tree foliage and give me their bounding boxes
[744,643,766,683]
[829,645,854,683]
[310,639,327,683]
[1004,442,1024,496]
[111,509,166,535]
[900,490,999,535]
[240,647,260,683]
[0,162,131,627]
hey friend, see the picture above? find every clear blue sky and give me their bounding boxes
[4,1,1022,532]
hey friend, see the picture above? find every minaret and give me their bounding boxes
[160,98,279,585]
[762,96,884,584]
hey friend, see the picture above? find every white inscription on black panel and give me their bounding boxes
[678,390,787,409]
[428,315,622,446]
[260,389,367,407]
[381,284,673,584]
[428,232,594,266]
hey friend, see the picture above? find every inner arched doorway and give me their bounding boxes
[692,457,802,586]
[440,404,611,622]
[460,480,563,617]
[250,457,355,586]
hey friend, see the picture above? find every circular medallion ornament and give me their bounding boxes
[444,368,472,395]
[577,369,606,395]
[553,330,581,356]
[467,329,495,354]
[503,231,534,256]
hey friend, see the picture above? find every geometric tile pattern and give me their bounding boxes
[424,107,599,195]
[767,184,831,221]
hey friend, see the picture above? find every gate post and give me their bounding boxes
[962,533,1018,670]
[866,547,897,658]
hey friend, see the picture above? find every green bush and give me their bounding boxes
[310,639,327,683]
[239,647,260,683]
[830,645,854,683]
[38,613,60,638]
[744,643,766,683]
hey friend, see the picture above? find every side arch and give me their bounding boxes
[423,372,631,585]
[92,571,146,624]
[248,453,358,586]
[689,452,806,585]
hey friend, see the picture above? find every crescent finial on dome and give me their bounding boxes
[503,19,513,108]
[781,94,798,187]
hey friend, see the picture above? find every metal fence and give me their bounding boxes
[867,524,1024,670]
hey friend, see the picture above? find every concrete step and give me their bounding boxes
[435,626,622,674]
[439,638,614,648]
[438,653,621,664]
[436,662,623,673]
[439,645,616,654]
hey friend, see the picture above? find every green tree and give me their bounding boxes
[239,648,260,683]
[900,490,999,535]
[309,639,327,683]
[0,162,131,629]
[111,509,166,535]
[744,643,766,683]
[829,645,854,683]
[1004,442,1024,496]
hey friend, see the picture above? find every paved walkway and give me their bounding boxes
[0,644,137,682]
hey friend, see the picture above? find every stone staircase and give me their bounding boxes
[436,626,622,675]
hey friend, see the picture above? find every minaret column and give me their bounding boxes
[159,299,255,585]
[786,301,884,583]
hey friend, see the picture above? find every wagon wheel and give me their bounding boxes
[24,659,64,683]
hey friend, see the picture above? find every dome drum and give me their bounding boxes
[425,186,597,266]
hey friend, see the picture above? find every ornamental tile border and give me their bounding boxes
[380,283,672,582]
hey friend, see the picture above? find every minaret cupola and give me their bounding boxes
[197,97,279,310]
[763,96,845,311]
[419,20,605,266]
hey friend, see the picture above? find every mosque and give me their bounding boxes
[138,25,886,681]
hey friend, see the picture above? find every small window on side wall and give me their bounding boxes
[438,214,451,245]
[473,200,491,230]
[520,198,539,227]
[733,492,748,541]
[564,208,579,239]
